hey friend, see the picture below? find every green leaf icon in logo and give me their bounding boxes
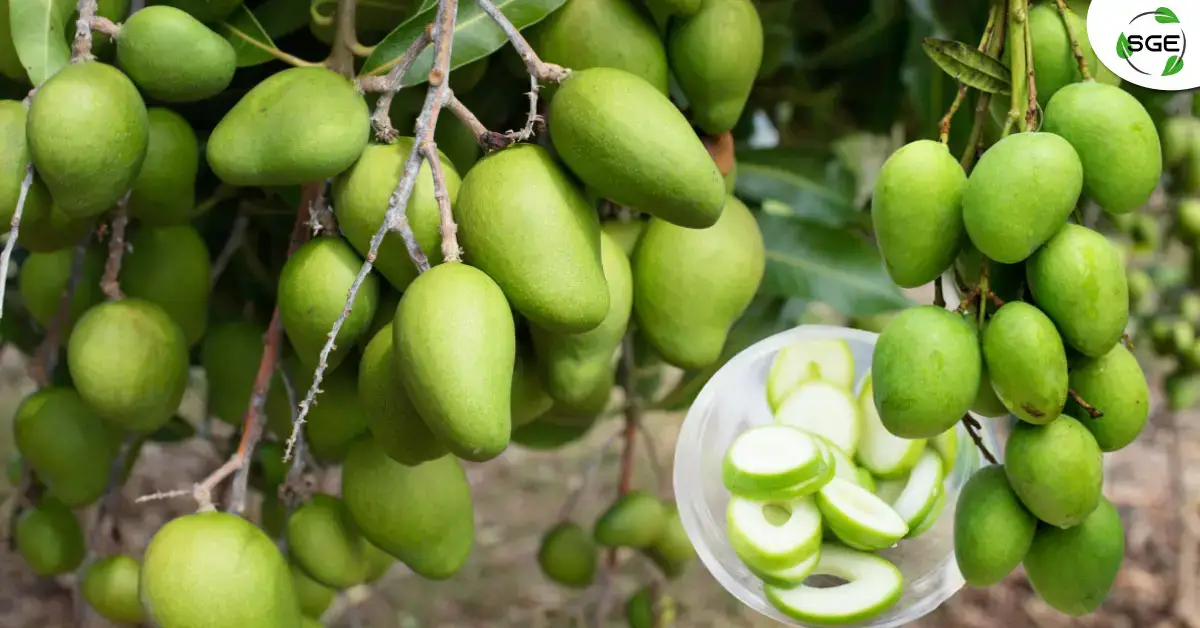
[1155,7,1180,23]
[1117,33,1133,59]
[1163,55,1185,76]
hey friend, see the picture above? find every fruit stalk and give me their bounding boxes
[958,0,1007,169]
[368,28,434,141]
[327,0,361,77]
[1005,0,1029,134]
[444,91,512,150]
[0,163,34,322]
[961,414,998,464]
[100,194,131,301]
[1067,388,1104,418]
[209,207,249,289]
[1052,0,1092,81]
[71,0,100,62]
[1021,2,1038,131]
[474,0,569,84]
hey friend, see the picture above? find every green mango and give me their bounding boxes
[602,220,646,257]
[545,365,615,420]
[14,179,91,252]
[642,503,696,579]
[200,321,292,433]
[1166,370,1200,410]
[14,387,117,507]
[67,299,189,432]
[1005,416,1103,528]
[83,554,144,625]
[0,0,25,82]
[141,511,300,628]
[341,438,475,580]
[27,62,149,218]
[18,245,105,338]
[626,585,676,628]
[456,144,607,332]
[1027,224,1128,357]
[981,302,1068,424]
[358,287,401,353]
[1043,82,1162,215]
[511,350,554,427]
[549,67,725,228]
[530,0,669,95]
[278,237,378,370]
[953,465,1037,587]
[531,230,632,406]
[360,322,446,465]
[871,139,967,288]
[148,0,242,22]
[1023,496,1124,616]
[304,367,370,463]
[291,563,336,619]
[0,100,29,226]
[1066,343,1148,452]
[962,132,1083,264]
[668,0,763,135]
[394,262,515,461]
[15,497,85,575]
[1024,4,1111,105]
[872,306,981,438]
[362,540,396,583]
[332,139,462,291]
[511,416,596,450]
[594,491,667,548]
[538,521,598,588]
[633,195,764,369]
[1161,116,1200,169]
[971,362,1010,418]
[88,0,131,60]
[646,0,701,18]
[116,6,236,102]
[207,66,369,186]
[287,494,369,589]
[128,108,199,225]
[120,224,211,347]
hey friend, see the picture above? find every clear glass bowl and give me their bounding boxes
[673,324,1005,628]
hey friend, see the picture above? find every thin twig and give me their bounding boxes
[955,286,981,314]
[474,0,568,83]
[939,85,969,145]
[987,290,1006,308]
[556,432,622,522]
[277,363,313,511]
[326,0,359,77]
[0,164,34,321]
[100,194,131,301]
[1007,0,1029,133]
[1068,388,1104,418]
[369,27,434,142]
[445,91,512,150]
[635,421,668,498]
[87,15,119,37]
[30,237,89,386]
[507,74,544,142]
[1053,0,1092,81]
[210,208,249,288]
[961,414,998,464]
[421,143,461,261]
[71,0,99,62]
[1023,1,1039,131]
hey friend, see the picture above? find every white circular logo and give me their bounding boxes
[1089,0,1198,90]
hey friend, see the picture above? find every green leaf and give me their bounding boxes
[252,0,314,39]
[360,0,566,84]
[1117,32,1132,59]
[220,5,280,67]
[757,213,911,317]
[1155,7,1180,23]
[1164,54,1184,76]
[734,150,858,228]
[9,0,71,86]
[920,37,1011,95]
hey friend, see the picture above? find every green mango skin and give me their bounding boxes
[633,195,764,370]
[668,0,764,135]
[954,465,1037,587]
[116,6,236,102]
[27,62,149,218]
[120,225,211,347]
[357,287,401,353]
[83,555,144,625]
[872,306,981,439]
[207,67,370,186]
[538,522,599,588]
[128,108,199,225]
[67,299,189,432]
[304,367,370,463]
[456,145,608,332]
[286,494,369,589]
[531,230,632,407]
[953,240,1024,304]
[15,497,85,576]
[647,0,701,18]
[14,387,117,508]
[511,350,554,427]
[549,67,725,228]
[1066,343,1148,452]
[362,539,396,583]
[642,504,696,579]
[531,0,669,95]
[971,362,1010,418]
[1026,5,1109,105]
[594,491,667,548]
[1162,116,1200,169]
[0,0,25,82]
[360,322,447,466]
[278,237,378,370]
[394,262,515,462]
[140,511,300,628]
[511,417,595,450]
[871,139,967,288]
[1043,82,1162,215]
[1024,496,1124,616]
[1005,416,1103,529]
[0,100,29,227]
[19,246,105,339]
[1027,224,1128,358]
[982,302,1068,424]
[291,563,336,619]
[15,178,92,252]
[200,321,292,433]
[148,0,242,23]
[962,132,1083,264]
[341,439,475,580]
[602,220,646,258]
[332,139,462,292]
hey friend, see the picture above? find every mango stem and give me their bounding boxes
[1007,0,1030,132]
[1053,0,1093,81]
[100,194,131,301]
[71,0,100,63]
[1068,388,1105,418]
[961,414,999,464]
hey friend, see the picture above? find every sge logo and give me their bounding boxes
[1122,34,1184,54]
[1090,1,1198,90]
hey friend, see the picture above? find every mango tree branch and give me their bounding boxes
[327,0,360,77]
[0,164,34,322]
[961,414,998,464]
[444,91,513,150]
[474,0,567,83]
[72,0,99,62]
[507,74,544,142]
[961,2,1008,170]
[369,27,434,142]
[88,16,120,37]
[1068,388,1104,418]
[1053,0,1092,81]
[421,144,460,261]
[100,194,131,301]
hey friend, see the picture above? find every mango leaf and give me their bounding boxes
[220,5,280,67]
[9,0,71,85]
[921,37,1010,95]
[1164,55,1184,76]
[251,0,314,39]
[757,213,910,317]
[734,149,858,228]
[1155,7,1179,23]
[1117,33,1132,59]
[360,0,565,84]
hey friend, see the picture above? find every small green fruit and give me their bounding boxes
[1005,416,1103,528]
[18,246,105,338]
[14,387,118,508]
[1023,496,1124,616]
[0,100,29,225]
[530,0,668,95]
[626,585,676,628]
[201,321,292,434]
[287,494,369,589]
[128,108,199,225]
[120,225,211,347]
[511,417,596,450]
[981,302,1069,424]
[953,465,1037,587]
[116,6,236,102]
[594,491,667,548]
[538,522,599,588]
[15,497,85,576]
[362,540,396,583]
[13,179,91,252]
[1162,116,1200,168]
[511,350,554,427]
[1025,4,1107,105]
[83,555,144,624]
[668,0,763,135]
[359,322,446,466]
[291,562,336,619]
[642,503,696,579]
[1066,343,1149,451]
[304,367,370,463]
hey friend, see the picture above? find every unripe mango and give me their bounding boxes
[207,67,369,186]
[647,0,701,18]
[530,0,668,95]
[1005,416,1103,528]
[360,322,446,465]
[394,262,515,461]
[456,144,608,332]
[595,491,667,548]
[287,494,368,589]
[332,139,462,291]
[0,102,88,247]
[872,306,981,439]
[511,416,596,450]
[982,302,1068,424]
[128,108,199,225]
[19,246,105,339]
[1067,344,1148,451]
[668,0,763,135]
[1044,82,1162,214]
[871,139,966,288]
[83,555,144,625]
[538,522,598,588]
[149,0,242,22]
[27,62,149,217]
[602,220,645,257]
[1026,4,1107,105]
[304,366,370,463]
[0,100,29,225]
[962,132,1083,263]
[1023,496,1124,616]
[116,6,236,102]
[550,67,725,228]
[120,224,211,347]
[341,439,474,580]
[643,504,696,579]
[1027,224,1128,357]
[954,465,1037,587]
[15,497,84,575]
[511,350,554,427]
[14,387,118,508]
[15,180,91,252]
[201,321,292,434]
[291,563,335,619]
[633,195,763,369]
